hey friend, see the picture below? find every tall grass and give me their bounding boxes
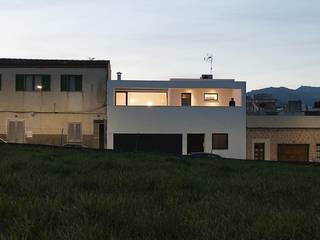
[0,144,319,239]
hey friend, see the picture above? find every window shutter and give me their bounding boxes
[42,75,51,91]
[68,124,74,141]
[75,75,82,91]
[68,123,82,142]
[61,75,68,91]
[16,75,25,91]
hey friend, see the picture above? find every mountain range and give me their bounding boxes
[247,86,320,107]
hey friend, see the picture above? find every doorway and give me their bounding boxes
[187,134,205,153]
[7,120,25,143]
[254,143,265,160]
[181,93,191,106]
[94,120,105,149]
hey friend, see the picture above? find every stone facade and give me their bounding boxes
[247,116,320,162]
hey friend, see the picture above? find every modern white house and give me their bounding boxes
[106,75,246,158]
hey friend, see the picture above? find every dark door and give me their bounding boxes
[94,120,105,149]
[181,93,191,106]
[114,134,182,155]
[99,123,105,149]
[187,134,205,153]
[254,143,265,160]
[278,144,309,162]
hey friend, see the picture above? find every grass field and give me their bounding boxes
[0,144,320,239]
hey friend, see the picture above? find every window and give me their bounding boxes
[115,92,127,106]
[254,143,265,160]
[181,93,191,106]
[212,134,228,150]
[115,91,167,106]
[317,144,320,161]
[16,75,51,91]
[61,75,82,92]
[68,123,82,142]
[204,93,218,101]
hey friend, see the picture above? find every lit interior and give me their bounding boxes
[115,92,127,106]
[115,91,168,106]
[115,88,242,107]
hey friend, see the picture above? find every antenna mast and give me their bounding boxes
[204,54,214,76]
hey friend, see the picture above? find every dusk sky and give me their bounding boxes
[0,0,319,90]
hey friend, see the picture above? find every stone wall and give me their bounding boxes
[247,128,320,161]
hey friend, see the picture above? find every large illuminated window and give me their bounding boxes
[115,91,167,106]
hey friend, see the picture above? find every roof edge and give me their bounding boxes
[0,58,110,68]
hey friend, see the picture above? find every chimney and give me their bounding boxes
[117,72,122,80]
[201,74,213,80]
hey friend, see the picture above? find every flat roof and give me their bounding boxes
[108,79,245,89]
[0,58,110,68]
[247,115,320,128]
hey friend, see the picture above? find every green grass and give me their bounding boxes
[0,144,320,240]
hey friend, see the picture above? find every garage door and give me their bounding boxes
[114,134,182,155]
[278,144,309,162]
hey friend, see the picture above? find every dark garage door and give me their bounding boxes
[114,134,182,155]
[278,144,309,162]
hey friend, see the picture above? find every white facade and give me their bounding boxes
[107,78,246,159]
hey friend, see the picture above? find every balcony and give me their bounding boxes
[114,88,243,108]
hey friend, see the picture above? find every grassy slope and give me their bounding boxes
[0,145,320,240]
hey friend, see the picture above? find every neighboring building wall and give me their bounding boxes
[0,112,105,147]
[247,128,320,161]
[0,59,110,148]
[247,116,320,161]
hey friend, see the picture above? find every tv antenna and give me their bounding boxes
[204,54,214,75]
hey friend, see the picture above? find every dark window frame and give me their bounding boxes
[115,91,128,106]
[212,133,228,150]
[181,93,192,106]
[60,75,83,92]
[15,74,51,92]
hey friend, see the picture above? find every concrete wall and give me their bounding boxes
[107,79,247,158]
[0,67,108,148]
[0,68,107,112]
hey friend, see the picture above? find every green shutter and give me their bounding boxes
[42,75,51,91]
[75,75,82,91]
[16,75,25,91]
[61,75,68,91]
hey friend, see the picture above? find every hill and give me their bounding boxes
[247,86,320,106]
[0,144,320,239]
